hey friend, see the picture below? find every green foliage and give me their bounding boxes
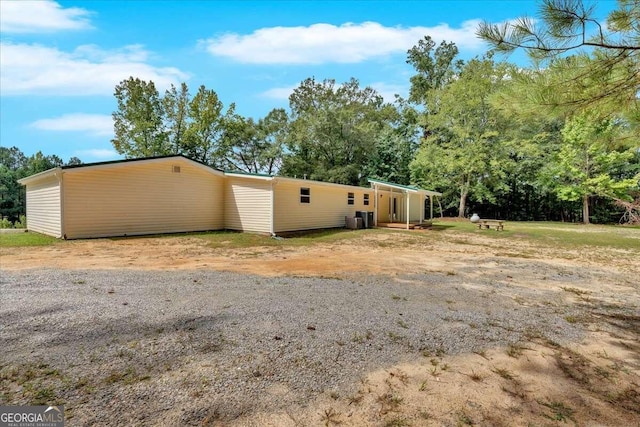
[478,0,640,121]
[184,85,226,164]
[112,77,169,157]
[111,78,286,173]
[219,107,288,174]
[1,147,80,222]
[544,112,639,223]
[367,127,413,185]
[410,51,513,217]
[282,77,396,185]
[163,82,191,154]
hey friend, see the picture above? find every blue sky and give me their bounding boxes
[0,0,582,163]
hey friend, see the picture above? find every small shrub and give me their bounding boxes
[15,215,27,229]
[0,217,13,229]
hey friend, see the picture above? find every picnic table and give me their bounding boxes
[477,219,504,231]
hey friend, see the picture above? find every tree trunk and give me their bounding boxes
[458,188,468,218]
[583,194,590,224]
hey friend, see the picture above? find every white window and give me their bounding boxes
[364,194,370,206]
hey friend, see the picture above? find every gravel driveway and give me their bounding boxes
[0,268,587,426]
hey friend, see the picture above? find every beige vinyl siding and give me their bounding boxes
[409,193,422,222]
[63,159,224,239]
[378,192,391,223]
[224,177,272,233]
[25,175,61,237]
[274,180,373,233]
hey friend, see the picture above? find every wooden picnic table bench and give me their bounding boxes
[477,219,505,231]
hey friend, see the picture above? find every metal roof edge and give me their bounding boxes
[17,167,62,185]
[367,178,442,196]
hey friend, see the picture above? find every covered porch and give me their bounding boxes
[368,178,442,230]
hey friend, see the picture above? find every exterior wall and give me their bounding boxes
[25,175,61,237]
[63,159,224,239]
[409,193,422,222]
[224,177,272,233]
[378,192,391,223]
[273,180,373,233]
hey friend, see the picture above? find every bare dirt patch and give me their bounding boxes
[1,226,638,426]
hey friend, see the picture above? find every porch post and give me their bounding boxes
[406,191,410,230]
[374,184,378,226]
[430,194,434,220]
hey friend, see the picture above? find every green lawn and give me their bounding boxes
[184,228,382,249]
[1,222,637,251]
[0,232,59,247]
[432,220,640,251]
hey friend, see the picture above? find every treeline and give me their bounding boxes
[3,1,639,224]
[0,148,82,223]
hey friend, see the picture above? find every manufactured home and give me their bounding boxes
[18,155,441,239]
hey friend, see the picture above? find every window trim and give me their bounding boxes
[347,192,355,205]
[364,194,370,206]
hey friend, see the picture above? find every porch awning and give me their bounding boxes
[367,178,442,197]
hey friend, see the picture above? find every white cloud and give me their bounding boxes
[0,42,189,96]
[260,85,297,100]
[201,20,483,64]
[74,149,119,159]
[30,114,113,136]
[0,0,93,33]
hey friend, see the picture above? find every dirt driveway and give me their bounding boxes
[1,225,639,426]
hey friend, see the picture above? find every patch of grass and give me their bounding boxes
[606,386,640,413]
[187,228,371,250]
[472,349,488,359]
[468,371,483,382]
[419,410,433,419]
[347,394,363,406]
[26,385,57,405]
[538,400,575,423]
[501,385,527,400]
[506,343,527,358]
[104,367,150,385]
[320,407,341,426]
[387,331,405,343]
[0,232,59,247]
[396,319,409,329]
[433,220,640,251]
[456,409,474,425]
[561,286,591,296]
[384,418,409,427]
[390,370,409,385]
[564,315,579,324]
[554,348,590,384]
[377,393,403,414]
[493,368,515,381]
